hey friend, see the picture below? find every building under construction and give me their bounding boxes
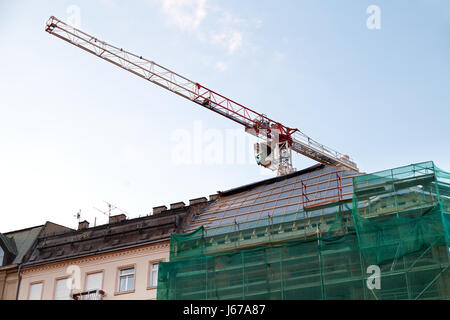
[156,161,450,300]
[43,18,450,300]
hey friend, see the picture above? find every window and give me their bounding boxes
[86,272,103,291]
[149,262,159,288]
[29,282,43,300]
[0,246,4,266]
[118,267,135,293]
[54,278,72,300]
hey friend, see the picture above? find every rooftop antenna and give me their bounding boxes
[93,206,110,218]
[73,209,81,223]
[93,201,131,223]
[93,205,111,228]
[103,201,131,217]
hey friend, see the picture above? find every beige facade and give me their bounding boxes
[13,198,212,300]
[19,241,169,300]
[0,265,19,300]
[0,222,73,300]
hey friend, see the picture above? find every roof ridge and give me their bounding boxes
[220,163,324,197]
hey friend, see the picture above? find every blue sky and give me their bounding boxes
[1,0,449,232]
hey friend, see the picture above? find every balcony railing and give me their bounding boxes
[72,289,105,300]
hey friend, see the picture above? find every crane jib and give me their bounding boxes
[45,16,358,173]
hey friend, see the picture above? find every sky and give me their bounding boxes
[0,0,449,232]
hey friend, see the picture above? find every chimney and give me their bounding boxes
[170,202,185,210]
[109,214,126,224]
[153,205,167,215]
[78,220,90,230]
[209,194,219,201]
[189,197,207,205]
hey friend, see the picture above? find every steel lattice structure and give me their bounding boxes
[45,16,358,173]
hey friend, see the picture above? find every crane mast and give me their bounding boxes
[45,16,358,174]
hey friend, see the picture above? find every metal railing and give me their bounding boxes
[72,289,105,300]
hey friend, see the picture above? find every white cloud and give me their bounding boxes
[157,0,207,32]
[151,0,252,56]
[211,30,243,55]
[228,32,243,54]
[209,11,244,55]
[215,61,228,72]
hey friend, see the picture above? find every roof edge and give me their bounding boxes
[219,163,324,197]
[2,224,44,235]
[22,237,170,269]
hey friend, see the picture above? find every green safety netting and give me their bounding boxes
[169,201,352,262]
[157,161,450,300]
[352,161,450,265]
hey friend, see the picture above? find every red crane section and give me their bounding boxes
[45,17,296,141]
[45,16,358,174]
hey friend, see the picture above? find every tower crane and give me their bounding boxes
[45,16,358,175]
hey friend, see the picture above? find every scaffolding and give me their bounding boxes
[187,165,357,233]
[157,161,450,300]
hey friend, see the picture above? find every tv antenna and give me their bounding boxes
[93,201,130,219]
[73,209,81,222]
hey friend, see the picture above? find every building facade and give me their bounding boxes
[19,241,169,300]
[18,198,213,300]
[157,162,450,300]
[0,222,72,300]
[8,161,449,300]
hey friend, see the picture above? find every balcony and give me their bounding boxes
[72,289,105,300]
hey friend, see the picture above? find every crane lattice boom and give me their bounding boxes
[45,16,358,173]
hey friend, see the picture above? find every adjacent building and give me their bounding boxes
[0,222,72,300]
[18,198,212,300]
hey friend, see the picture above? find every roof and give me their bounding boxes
[1,225,44,265]
[0,233,17,257]
[24,201,211,267]
[219,163,323,196]
[186,164,361,233]
[0,222,73,267]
